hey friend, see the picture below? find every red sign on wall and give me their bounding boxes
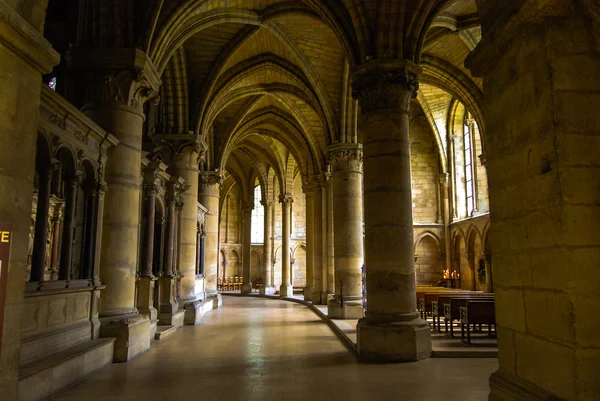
[0,222,13,356]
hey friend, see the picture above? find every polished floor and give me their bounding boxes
[55,297,497,401]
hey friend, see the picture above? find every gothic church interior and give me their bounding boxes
[0,1,598,400]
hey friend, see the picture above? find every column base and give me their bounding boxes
[280,283,293,298]
[260,286,276,295]
[99,314,151,363]
[327,298,364,319]
[303,285,314,301]
[241,283,252,294]
[208,292,222,309]
[311,290,325,305]
[183,298,216,325]
[357,317,432,362]
[489,370,560,401]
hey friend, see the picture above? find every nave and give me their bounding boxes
[55,297,496,401]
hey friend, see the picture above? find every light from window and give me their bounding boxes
[464,116,475,216]
[49,77,57,91]
[251,185,264,243]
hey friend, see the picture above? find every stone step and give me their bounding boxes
[19,338,115,401]
[154,325,179,341]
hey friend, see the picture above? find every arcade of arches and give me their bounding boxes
[0,1,599,400]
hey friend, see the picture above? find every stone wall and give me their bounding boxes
[410,116,439,224]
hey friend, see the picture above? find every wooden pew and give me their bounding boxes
[460,300,496,344]
[432,292,493,331]
[443,295,494,337]
[417,288,476,319]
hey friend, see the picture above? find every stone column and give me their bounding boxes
[198,172,223,308]
[439,173,452,272]
[325,173,335,299]
[465,3,600,398]
[75,48,160,362]
[158,179,182,326]
[0,4,58,396]
[175,147,199,308]
[279,194,293,297]
[351,60,431,362]
[311,176,325,304]
[327,144,365,319]
[319,175,329,304]
[303,182,319,301]
[260,199,274,295]
[241,202,253,294]
[58,171,81,282]
[137,178,159,332]
[30,160,56,283]
[49,202,64,280]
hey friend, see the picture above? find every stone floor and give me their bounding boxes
[54,297,497,401]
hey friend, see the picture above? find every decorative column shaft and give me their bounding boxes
[140,181,159,278]
[351,60,431,362]
[58,172,81,281]
[325,173,335,298]
[303,182,319,301]
[311,175,325,304]
[175,147,199,304]
[30,161,56,283]
[327,145,365,319]
[241,202,253,294]
[198,172,223,307]
[49,203,64,280]
[279,194,293,297]
[260,200,274,295]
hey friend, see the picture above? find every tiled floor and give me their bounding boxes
[55,297,497,401]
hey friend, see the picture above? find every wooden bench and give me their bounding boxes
[254,277,264,293]
[432,292,493,331]
[443,295,494,337]
[417,289,476,319]
[460,300,496,344]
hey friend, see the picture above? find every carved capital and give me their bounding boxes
[351,60,421,114]
[261,199,274,208]
[72,48,161,113]
[479,151,488,167]
[279,194,294,205]
[143,183,160,198]
[198,172,223,197]
[242,202,254,215]
[326,144,363,172]
[438,173,449,186]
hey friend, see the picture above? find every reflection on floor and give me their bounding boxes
[55,297,497,401]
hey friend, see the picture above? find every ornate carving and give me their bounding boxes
[279,193,294,205]
[74,130,88,144]
[438,173,449,186]
[198,172,223,197]
[351,61,421,114]
[242,202,254,215]
[260,199,274,208]
[143,183,160,198]
[479,151,488,167]
[326,144,363,172]
[49,113,67,130]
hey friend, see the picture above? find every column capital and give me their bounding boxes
[260,199,274,208]
[479,151,488,167]
[71,48,161,114]
[438,173,449,186]
[242,202,254,215]
[143,182,160,199]
[326,143,363,172]
[198,171,223,197]
[279,193,294,205]
[351,59,421,114]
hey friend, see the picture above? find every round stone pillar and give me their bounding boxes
[351,60,432,362]
[241,202,253,294]
[175,147,200,303]
[75,49,161,362]
[260,200,274,295]
[303,183,318,301]
[198,172,223,306]
[327,144,364,319]
[279,194,293,297]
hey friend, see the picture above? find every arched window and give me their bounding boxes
[251,185,264,243]
[464,113,476,217]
